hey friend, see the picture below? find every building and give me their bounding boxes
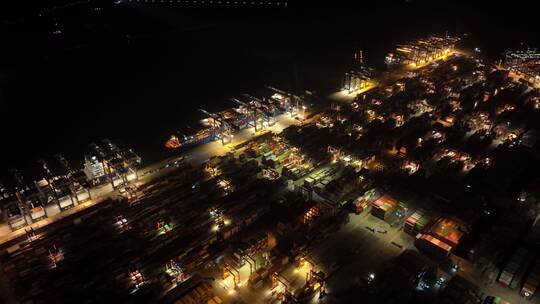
[1,190,27,231]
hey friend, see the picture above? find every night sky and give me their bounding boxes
[0,0,537,181]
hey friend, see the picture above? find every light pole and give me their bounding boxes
[296,97,299,118]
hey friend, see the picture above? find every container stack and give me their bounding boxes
[371,196,397,221]
[404,209,431,236]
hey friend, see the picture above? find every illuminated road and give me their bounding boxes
[503,67,540,89]
[328,82,379,103]
[183,112,298,165]
[458,258,539,304]
[0,50,462,244]
[304,212,414,303]
[194,211,415,304]
[0,113,299,245]
[329,49,464,105]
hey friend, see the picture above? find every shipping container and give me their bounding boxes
[511,249,534,289]
[371,196,397,221]
[404,209,431,235]
[352,196,371,214]
[249,272,261,287]
[414,233,452,259]
[498,247,530,288]
[521,258,540,297]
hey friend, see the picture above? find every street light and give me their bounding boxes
[302,105,306,119]
[367,272,375,284]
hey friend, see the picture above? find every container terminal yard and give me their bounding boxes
[502,49,540,88]
[385,35,460,69]
[3,33,540,304]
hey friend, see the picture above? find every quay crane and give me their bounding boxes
[230,98,260,131]
[265,85,303,117]
[242,94,278,127]
[90,142,115,187]
[198,108,233,145]
[55,154,92,202]
[37,159,76,211]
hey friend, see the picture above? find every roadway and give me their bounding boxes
[504,67,540,89]
[194,211,416,304]
[457,254,540,304]
[328,82,378,103]
[328,49,464,106]
[0,112,299,246]
[303,212,414,303]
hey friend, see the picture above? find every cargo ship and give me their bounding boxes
[164,107,249,150]
[165,89,296,150]
[165,128,217,150]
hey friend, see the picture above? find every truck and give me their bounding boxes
[521,258,540,298]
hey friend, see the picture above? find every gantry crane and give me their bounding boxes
[3,171,29,230]
[230,97,260,131]
[265,85,302,116]
[12,167,49,222]
[198,108,233,145]
[55,154,71,174]
[223,262,240,288]
[103,139,139,182]
[37,159,76,210]
[242,94,275,127]
[56,154,91,203]
[90,142,114,186]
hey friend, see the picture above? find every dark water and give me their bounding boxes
[0,0,537,182]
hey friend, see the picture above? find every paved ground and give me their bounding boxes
[305,212,414,303]
[0,163,174,245]
[4,52,534,303]
[497,65,540,90]
[327,83,378,103]
[458,257,539,304]
[193,210,416,304]
[0,113,299,246]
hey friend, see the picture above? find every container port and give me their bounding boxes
[2,29,540,304]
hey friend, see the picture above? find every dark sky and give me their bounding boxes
[0,0,538,183]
